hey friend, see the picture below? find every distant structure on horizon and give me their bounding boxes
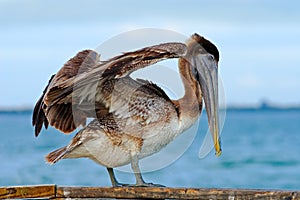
[227,100,300,111]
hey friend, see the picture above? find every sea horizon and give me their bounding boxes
[1,101,300,114]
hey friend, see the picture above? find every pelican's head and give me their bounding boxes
[188,33,222,157]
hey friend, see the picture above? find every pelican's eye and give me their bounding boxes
[208,54,215,61]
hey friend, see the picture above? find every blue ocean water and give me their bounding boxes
[0,109,300,190]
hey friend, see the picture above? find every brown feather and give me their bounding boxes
[45,146,67,164]
[33,43,187,136]
[32,50,100,136]
[32,74,55,136]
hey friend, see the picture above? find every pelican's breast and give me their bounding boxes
[137,101,181,159]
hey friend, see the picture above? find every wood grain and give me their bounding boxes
[57,186,298,200]
[0,185,55,199]
[0,185,299,199]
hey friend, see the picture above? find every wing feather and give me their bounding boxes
[32,50,100,136]
[33,43,187,136]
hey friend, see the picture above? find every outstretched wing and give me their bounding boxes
[33,42,187,136]
[32,50,100,136]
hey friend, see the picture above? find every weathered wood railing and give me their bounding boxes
[0,185,298,199]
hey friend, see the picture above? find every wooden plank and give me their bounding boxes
[0,185,299,199]
[56,186,299,200]
[0,184,55,199]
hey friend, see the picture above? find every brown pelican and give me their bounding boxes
[32,33,221,186]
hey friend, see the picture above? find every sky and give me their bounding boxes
[1,0,300,108]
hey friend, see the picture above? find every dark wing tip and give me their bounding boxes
[32,74,56,137]
[32,100,48,137]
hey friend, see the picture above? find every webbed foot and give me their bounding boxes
[124,182,165,187]
[113,182,165,187]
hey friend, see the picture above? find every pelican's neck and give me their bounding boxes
[174,58,203,131]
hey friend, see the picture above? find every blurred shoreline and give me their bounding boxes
[1,102,300,114]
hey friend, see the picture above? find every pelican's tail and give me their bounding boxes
[46,146,67,164]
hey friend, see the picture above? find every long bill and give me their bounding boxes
[195,54,222,156]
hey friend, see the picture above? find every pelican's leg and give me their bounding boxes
[107,168,128,187]
[130,155,146,185]
[130,154,165,187]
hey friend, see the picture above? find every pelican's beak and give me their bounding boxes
[195,54,222,157]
